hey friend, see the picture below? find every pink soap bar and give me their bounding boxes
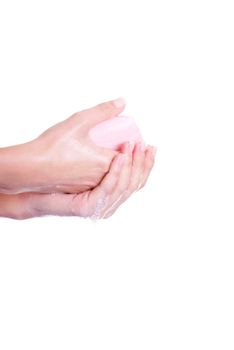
[89,116,143,150]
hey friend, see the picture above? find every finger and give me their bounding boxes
[103,144,156,219]
[73,98,126,129]
[82,152,126,220]
[93,153,126,198]
[126,141,145,193]
[101,142,134,218]
[102,142,145,218]
[26,150,128,219]
[138,145,157,190]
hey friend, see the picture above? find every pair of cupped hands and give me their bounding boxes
[0,98,156,220]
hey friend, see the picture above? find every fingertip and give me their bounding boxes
[145,144,152,151]
[112,97,126,108]
[145,145,157,158]
[121,141,135,154]
[134,141,145,157]
[83,98,126,128]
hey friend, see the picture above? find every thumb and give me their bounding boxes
[78,98,126,128]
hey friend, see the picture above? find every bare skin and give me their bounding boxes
[0,98,157,220]
[0,142,156,220]
[0,98,126,194]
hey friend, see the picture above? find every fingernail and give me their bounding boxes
[113,97,126,108]
[116,153,126,167]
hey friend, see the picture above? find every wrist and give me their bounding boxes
[0,193,35,220]
[0,140,41,194]
[29,192,74,218]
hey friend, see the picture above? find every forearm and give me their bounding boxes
[0,141,41,194]
[0,193,34,219]
[0,192,73,220]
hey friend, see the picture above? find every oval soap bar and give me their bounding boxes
[89,116,143,151]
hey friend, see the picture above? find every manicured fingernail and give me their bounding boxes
[116,154,126,167]
[113,97,126,108]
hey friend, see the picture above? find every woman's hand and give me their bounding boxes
[0,98,125,194]
[0,142,156,220]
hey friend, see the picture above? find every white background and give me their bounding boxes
[0,0,234,349]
